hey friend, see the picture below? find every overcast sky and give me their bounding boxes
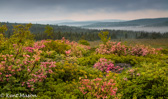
[0,0,168,23]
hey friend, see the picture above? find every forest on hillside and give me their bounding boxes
[1,22,168,41]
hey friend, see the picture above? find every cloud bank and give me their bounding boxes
[0,0,168,22]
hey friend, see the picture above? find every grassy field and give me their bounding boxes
[89,39,168,48]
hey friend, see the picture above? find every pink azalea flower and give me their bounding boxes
[65,50,71,55]
[28,85,31,88]
[31,88,34,91]
[137,73,140,76]
[123,77,128,81]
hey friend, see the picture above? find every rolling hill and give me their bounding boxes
[83,17,168,27]
[57,19,124,26]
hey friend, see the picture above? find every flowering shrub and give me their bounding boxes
[129,44,157,56]
[96,41,158,56]
[96,41,127,55]
[65,56,77,64]
[23,40,47,53]
[35,38,91,57]
[24,46,35,53]
[0,51,56,93]
[94,58,123,73]
[61,37,91,57]
[79,78,118,99]
[33,40,47,49]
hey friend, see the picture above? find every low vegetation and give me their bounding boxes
[0,24,168,98]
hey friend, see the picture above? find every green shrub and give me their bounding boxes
[52,62,103,82]
[77,54,101,67]
[36,81,79,99]
[161,49,168,54]
[78,39,90,46]
[42,40,71,54]
[77,54,167,68]
[118,62,168,98]
[98,31,111,44]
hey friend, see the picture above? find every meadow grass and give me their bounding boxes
[89,39,168,49]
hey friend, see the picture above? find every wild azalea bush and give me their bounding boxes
[38,37,91,57]
[0,23,58,93]
[24,40,47,53]
[129,44,157,56]
[79,77,118,99]
[96,41,127,55]
[93,58,123,73]
[62,37,91,57]
[0,50,56,93]
[96,41,158,56]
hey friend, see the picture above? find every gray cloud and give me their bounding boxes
[0,0,168,22]
[1,0,167,11]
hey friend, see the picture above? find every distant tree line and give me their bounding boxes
[1,22,168,41]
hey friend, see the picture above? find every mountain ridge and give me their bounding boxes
[83,17,168,27]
